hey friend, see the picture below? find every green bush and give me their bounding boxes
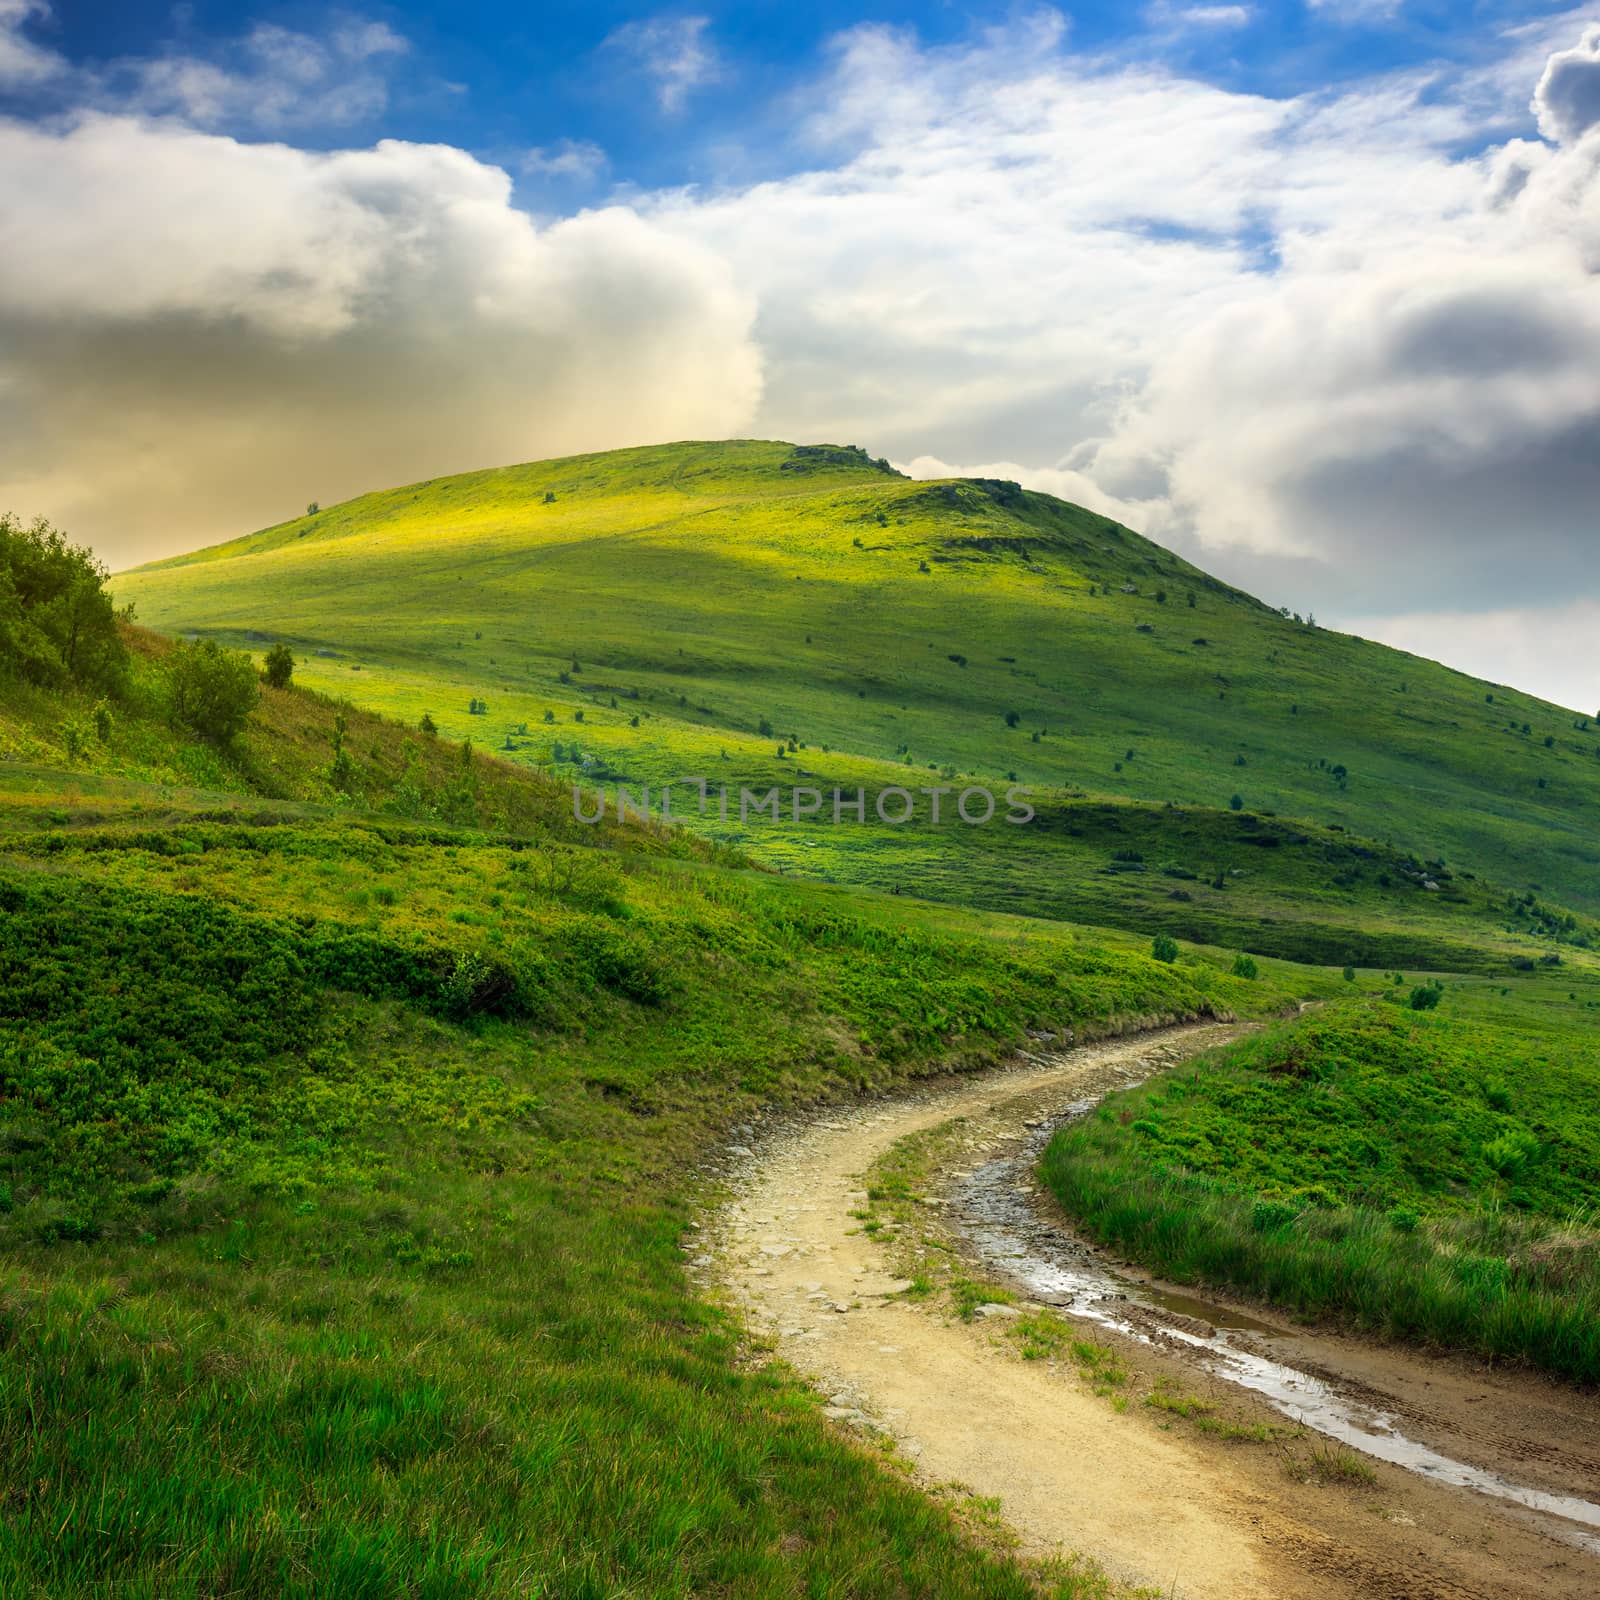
[1151,933,1179,963]
[166,639,260,743]
[1232,952,1259,979]
[1410,982,1443,1010]
[262,641,294,689]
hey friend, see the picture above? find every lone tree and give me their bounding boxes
[262,641,294,689]
[167,639,259,744]
[1151,934,1180,963]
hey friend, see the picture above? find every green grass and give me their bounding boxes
[0,712,1321,1596]
[1039,982,1600,1382]
[105,438,1600,966]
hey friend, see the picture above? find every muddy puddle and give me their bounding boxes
[954,1103,1600,1554]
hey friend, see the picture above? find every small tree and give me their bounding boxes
[1232,952,1258,979]
[1005,710,1020,728]
[1410,981,1443,1011]
[262,641,294,689]
[1342,965,1356,983]
[306,502,319,516]
[1151,934,1179,963]
[1229,793,1244,811]
[419,711,438,737]
[167,639,259,744]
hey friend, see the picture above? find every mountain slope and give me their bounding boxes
[113,439,1600,956]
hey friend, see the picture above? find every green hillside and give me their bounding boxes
[113,439,1600,967]
[6,442,1599,1597]
[0,541,1328,1596]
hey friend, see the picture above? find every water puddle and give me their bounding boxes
[954,1104,1600,1555]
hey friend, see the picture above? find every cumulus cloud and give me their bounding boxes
[603,15,722,114]
[1533,23,1600,143]
[0,116,761,566]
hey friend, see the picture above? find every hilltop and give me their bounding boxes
[112,439,1600,968]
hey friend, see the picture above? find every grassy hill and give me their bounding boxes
[0,607,1335,1597]
[6,447,1600,1595]
[112,438,1600,967]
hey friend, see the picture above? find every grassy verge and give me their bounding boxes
[0,798,1311,1597]
[1039,984,1600,1383]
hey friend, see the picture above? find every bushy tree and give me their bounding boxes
[166,639,259,743]
[262,641,294,689]
[1232,952,1258,979]
[1410,981,1444,1011]
[0,513,127,691]
[1151,934,1179,963]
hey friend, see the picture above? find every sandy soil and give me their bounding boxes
[705,1023,1600,1600]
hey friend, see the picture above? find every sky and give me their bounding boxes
[2,3,1598,710]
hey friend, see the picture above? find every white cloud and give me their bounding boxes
[0,116,761,566]
[603,14,722,114]
[0,0,63,87]
[1144,3,1253,30]
[119,18,411,131]
[522,138,608,181]
[1533,23,1600,143]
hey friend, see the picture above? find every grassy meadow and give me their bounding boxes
[1041,976,1600,1382]
[109,441,1600,965]
[0,714,1328,1596]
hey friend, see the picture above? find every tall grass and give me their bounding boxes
[0,791,1280,1596]
[1040,1005,1600,1384]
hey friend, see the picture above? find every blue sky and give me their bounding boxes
[3,2,1600,708]
[25,1,1579,179]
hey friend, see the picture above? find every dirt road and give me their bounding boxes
[708,1024,1600,1600]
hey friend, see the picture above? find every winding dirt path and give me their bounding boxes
[708,1024,1600,1600]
